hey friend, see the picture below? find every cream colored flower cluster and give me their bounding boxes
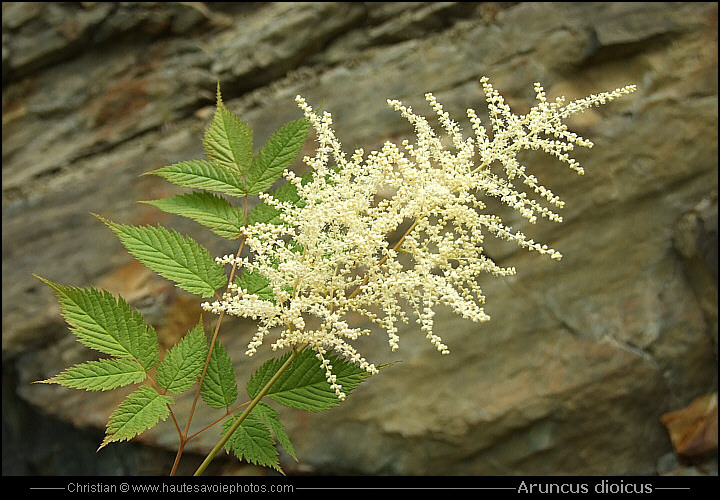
[202,78,635,399]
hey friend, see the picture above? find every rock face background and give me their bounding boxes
[2,2,717,475]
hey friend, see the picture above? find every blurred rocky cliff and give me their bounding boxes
[2,2,717,475]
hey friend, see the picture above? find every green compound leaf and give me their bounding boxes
[37,358,146,392]
[145,160,246,197]
[100,385,174,449]
[200,342,238,409]
[34,276,159,370]
[97,217,227,298]
[156,321,208,394]
[246,348,372,412]
[222,408,281,473]
[253,401,297,461]
[204,86,253,175]
[245,119,310,195]
[142,192,246,240]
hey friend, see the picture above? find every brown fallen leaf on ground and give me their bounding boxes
[660,393,718,461]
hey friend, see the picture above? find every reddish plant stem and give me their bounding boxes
[186,401,250,441]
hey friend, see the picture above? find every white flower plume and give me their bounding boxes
[202,78,636,399]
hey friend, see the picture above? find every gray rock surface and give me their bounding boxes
[2,2,717,475]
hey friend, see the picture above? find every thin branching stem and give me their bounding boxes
[169,196,249,476]
[193,342,306,476]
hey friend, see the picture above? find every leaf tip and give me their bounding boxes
[32,273,61,294]
[97,437,112,452]
[90,212,109,224]
[216,82,224,107]
[92,213,119,232]
[139,169,159,177]
[31,273,48,284]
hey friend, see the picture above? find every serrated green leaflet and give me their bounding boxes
[246,348,371,412]
[156,321,208,394]
[274,178,308,205]
[200,342,238,409]
[204,86,253,174]
[146,160,246,197]
[38,358,146,391]
[100,385,174,449]
[222,410,281,473]
[248,181,306,226]
[253,402,296,461]
[245,119,309,195]
[34,276,158,370]
[235,269,275,303]
[97,217,227,298]
[142,192,246,240]
[247,200,284,226]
